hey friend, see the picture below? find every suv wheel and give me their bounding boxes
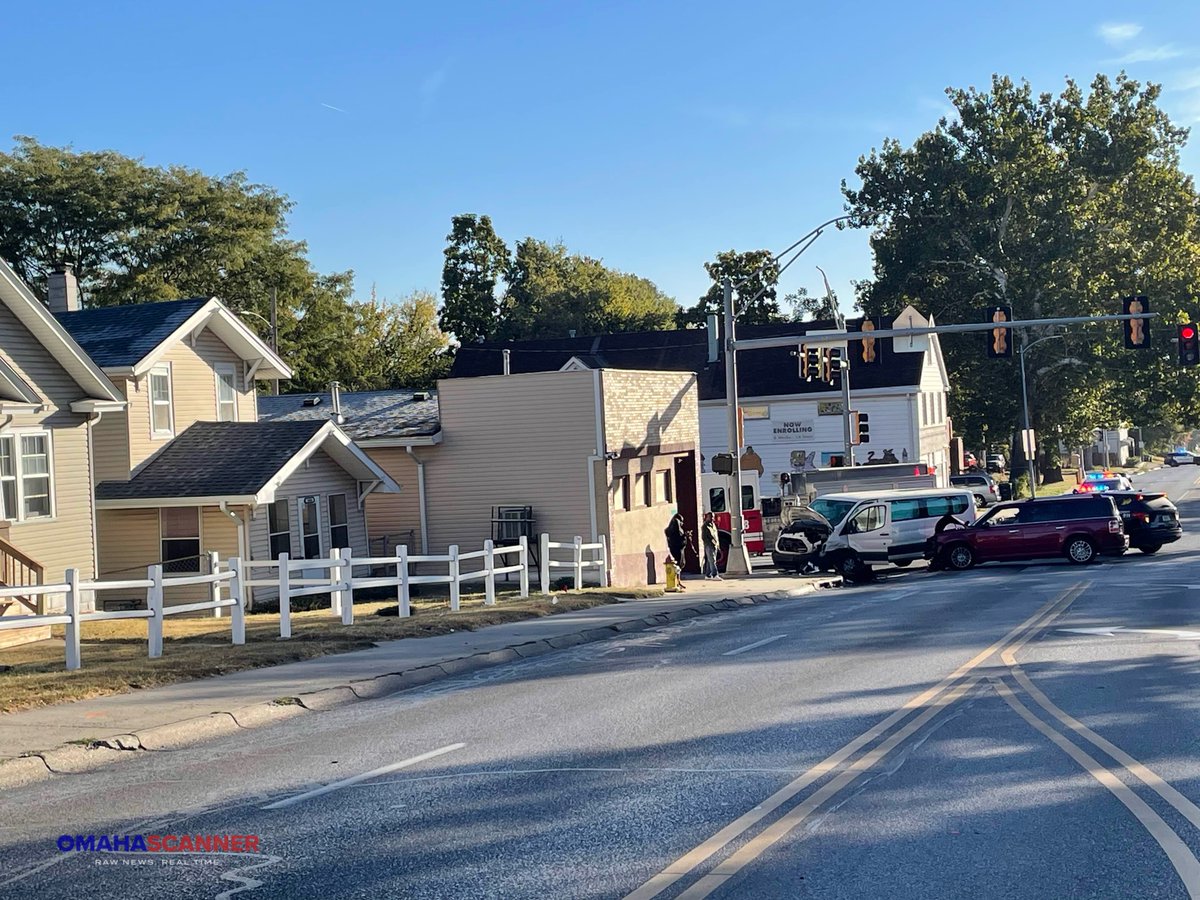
[1065,536,1097,564]
[946,543,975,571]
[973,493,987,508]
[1140,544,1162,555]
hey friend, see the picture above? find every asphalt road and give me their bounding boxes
[3,465,1200,899]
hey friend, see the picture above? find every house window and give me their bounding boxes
[216,364,238,422]
[268,499,291,559]
[150,366,174,437]
[328,494,349,549]
[614,475,631,512]
[637,473,651,507]
[654,470,673,504]
[299,495,321,558]
[0,433,54,522]
[160,507,201,573]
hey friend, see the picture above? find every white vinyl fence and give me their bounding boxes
[1,534,608,671]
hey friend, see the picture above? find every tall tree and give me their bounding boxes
[678,249,783,327]
[439,214,510,344]
[498,238,677,339]
[842,73,1200,473]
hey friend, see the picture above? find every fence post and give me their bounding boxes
[518,535,530,599]
[147,564,164,659]
[208,551,222,617]
[278,554,292,639]
[573,536,583,591]
[449,545,461,612]
[339,548,354,626]
[540,533,550,593]
[329,548,343,618]
[484,540,496,606]
[229,557,246,646]
[64,568,81,671]
[396,544,410,618]
[599,534,610,588]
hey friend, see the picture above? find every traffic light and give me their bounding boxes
[984,306,1013,358]
[1123,296,1151,349]
[1178,323,1199,366]
[851,411,869,445]
[856,317,882,365]
[802,345,821,381]
[822,348,842,386]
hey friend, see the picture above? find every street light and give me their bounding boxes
[235,304,281,395]
[721,215,854,574]
[1019,333,1065,499]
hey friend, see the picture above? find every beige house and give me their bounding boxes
[48,270,400,607]
[261,368,701,587]
[0,261,126,642]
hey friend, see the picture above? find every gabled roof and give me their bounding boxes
[258,389,442,446]
[449,320,928,401]
[54,298,209,368]
[0,258,124,407]
[55,297,292,381]
[94,420,400,507]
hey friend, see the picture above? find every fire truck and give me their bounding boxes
[700,472,764,566]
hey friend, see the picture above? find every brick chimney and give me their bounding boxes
[47,264,80,314]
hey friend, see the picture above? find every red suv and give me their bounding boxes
[927,495,1127,570]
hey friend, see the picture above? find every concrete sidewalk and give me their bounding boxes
[0,571,837,782]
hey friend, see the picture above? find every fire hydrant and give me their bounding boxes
[664,556,684,592]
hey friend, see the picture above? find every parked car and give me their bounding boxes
[986,453,1006,472]
[1165,451,1198,467]
[926,495,1127,570]
[1064,490,1182,553]
[771,506,833,571]
[951,473,1000,507]
[815,488,977,580]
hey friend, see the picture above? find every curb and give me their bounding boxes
[0,578,838,789]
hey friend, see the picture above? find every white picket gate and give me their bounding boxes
[539,534,609,592]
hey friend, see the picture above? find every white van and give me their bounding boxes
[815,488,977,580]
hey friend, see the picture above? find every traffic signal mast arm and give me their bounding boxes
[733,311,1157,352]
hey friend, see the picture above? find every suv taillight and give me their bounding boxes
[1131,511,1150,523]
[1108,519,1122,533]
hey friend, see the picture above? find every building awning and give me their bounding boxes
[95,420,400,509]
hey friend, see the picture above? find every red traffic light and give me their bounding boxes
[1183,326,1196,340]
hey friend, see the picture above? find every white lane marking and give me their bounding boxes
[262,743,465,809]
[722,634,788,656]
[1060,626,1200,640]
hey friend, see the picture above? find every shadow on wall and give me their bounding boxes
[623,378,693,456]
[645,545,658,584]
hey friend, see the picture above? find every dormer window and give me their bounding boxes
[149,365,174,437]
[216,364,238,422]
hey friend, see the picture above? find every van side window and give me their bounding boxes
[924,497,951,518]
[949,496,970,515]
[891,499,921,521]
[850,505,886,533]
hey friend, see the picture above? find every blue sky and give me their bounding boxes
[6,1,1200,316]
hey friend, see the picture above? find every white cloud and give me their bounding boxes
[1097,22,1142,45]
[1114,44,1186,64]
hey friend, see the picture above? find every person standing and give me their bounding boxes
[701,511,721,579]
[665,511,687,569]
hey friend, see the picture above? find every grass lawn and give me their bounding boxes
[0,587,661,714]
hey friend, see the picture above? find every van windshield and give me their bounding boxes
[809,498,858,528]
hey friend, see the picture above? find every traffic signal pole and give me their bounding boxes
[840,359,854,466]
[722,278,750,576]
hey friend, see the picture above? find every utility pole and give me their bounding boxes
[270,285,280,396]
[722,277,750,575]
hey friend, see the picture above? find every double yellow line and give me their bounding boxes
[628,581,1200,900]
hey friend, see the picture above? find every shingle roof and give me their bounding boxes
[258,389,441,441]
[448,320,926,400]
[54,298,210,368]
[95,421,325,501]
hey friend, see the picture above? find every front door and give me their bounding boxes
[972,506,1028,560]
[845,504,889,562]
[297,496,322,584]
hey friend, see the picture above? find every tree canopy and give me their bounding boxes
[0,137,452,393]
[842,73,1200,467]
[677,249,784,327]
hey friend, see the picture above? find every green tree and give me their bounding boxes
[678,249,782,327]
[842,73,1200,476]
[498,238,677,339]
[785,285,841,322]
[439,214,510,344]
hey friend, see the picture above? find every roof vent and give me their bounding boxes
[302,396,322,407]
[412,391,431,401]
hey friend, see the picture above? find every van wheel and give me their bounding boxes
[946,543,975,571]
[836,552,866,581]
[893,560,913,568]
[1065,536,1097,564]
